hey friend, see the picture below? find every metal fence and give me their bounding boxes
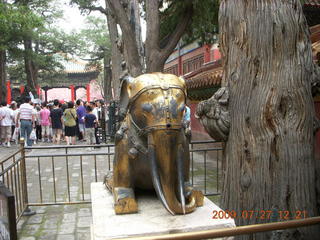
[0,139,222,210]
[0,147,28,222]
[22,140,222,206]
[24,144,114,206]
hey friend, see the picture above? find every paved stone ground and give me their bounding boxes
[17,204,92,240]
[0,140,221,240]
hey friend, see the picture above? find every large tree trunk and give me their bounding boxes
[105,4,122,100]
[106,0,143,77]
[0,50,6,102]
[104,56,112,103]
[218,0,319,239]
[23,38,38,96]
[127,0,144,68]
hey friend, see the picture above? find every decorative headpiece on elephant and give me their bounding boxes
[104,72,203,215]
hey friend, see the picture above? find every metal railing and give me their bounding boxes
[190,140,223,196]
[122,217,320,240]
[24,143,114,206]
[0,144,28,221]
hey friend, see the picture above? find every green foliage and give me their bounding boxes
[3,0,81,86]
[76,16,111,71]
[159,0,219,46]
[80,16,111,58]
[0,3,43,50]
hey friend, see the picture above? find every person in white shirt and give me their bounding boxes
[0,101,14,147]
[16,96,36,147]
[10,101,19,144]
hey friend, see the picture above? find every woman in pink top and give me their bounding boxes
[40,103,51,142]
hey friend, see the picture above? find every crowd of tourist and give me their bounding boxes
[0,97,106,148]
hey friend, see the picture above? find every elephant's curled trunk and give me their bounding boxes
[148,132,196,215]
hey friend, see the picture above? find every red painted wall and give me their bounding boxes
[314,100,320,161]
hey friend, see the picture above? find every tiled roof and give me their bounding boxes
[54,54,98,74]
[184,60,222,90]
[304,0,320,7]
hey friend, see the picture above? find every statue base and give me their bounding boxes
[90,182,235,240]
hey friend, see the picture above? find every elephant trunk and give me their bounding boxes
[148,131,196,215]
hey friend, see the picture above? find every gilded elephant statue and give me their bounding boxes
[105,73,203,215]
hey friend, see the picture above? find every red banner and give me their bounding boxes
[86,84,90,102]
[70,85,75,102]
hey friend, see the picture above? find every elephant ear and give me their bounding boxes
[119,75,134,121]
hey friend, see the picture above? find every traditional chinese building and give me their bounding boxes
[8,55,101,103]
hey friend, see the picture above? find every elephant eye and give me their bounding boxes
[142,103,153,113]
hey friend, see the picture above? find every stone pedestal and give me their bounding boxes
[91,182,235,240]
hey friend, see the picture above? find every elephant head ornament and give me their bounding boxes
[105,73,203,215]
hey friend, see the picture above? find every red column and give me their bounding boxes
[204,44,211,63]
[20,85,25,94]
[36,85,41,98]
[86,84,90,102]
[70,85,75,102]
[6,81,11,105]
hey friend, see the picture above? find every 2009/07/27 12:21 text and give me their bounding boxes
[212,210,308,220]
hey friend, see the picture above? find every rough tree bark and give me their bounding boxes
[103,55,112,102]
[105,0,143,77]
[198,0,320,239]
[23,38,38,95]
[0,50,6,102]
[104,3,122,100]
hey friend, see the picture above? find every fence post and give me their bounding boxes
[20,138,36,216]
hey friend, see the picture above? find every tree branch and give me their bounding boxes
[160,5,193,60]
[146,0,160,51]
[88,6,108,15]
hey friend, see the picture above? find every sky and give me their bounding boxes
[56,0,105,33]
[56,0,146,39]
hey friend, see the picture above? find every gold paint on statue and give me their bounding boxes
[105,72,203,215]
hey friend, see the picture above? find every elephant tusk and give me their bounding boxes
[148,143,175,215]
[177,144,186,215]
